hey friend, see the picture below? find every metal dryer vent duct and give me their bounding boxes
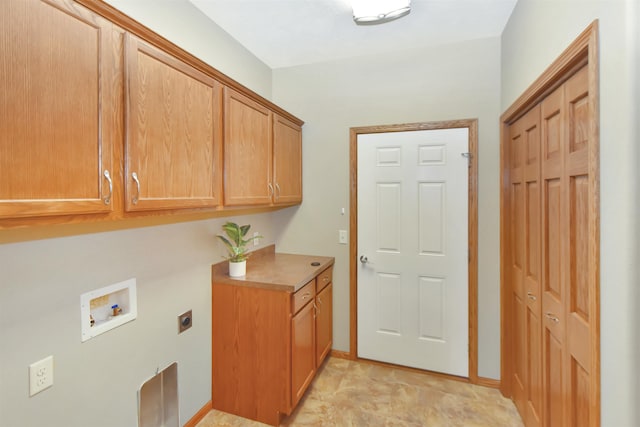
[138,362,179,427]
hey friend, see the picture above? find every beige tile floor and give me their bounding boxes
[197,357,524,427]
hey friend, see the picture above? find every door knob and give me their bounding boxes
[359,255,368,264]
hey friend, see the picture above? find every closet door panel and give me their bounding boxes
[523,105,542,427]
[509,119,526,415]
[569,176,590,324]
[543,178,563,309]
[526,181,541,293]
[545,328,565,426]
[513,289,526,410]
[564,66,592,427]
[571,357,590,426]
[527,308,543,426]
[509,104,542,426]
[541,83,566,321]
[541,83,567,427]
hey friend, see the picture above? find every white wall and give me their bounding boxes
[272,37,503,379]
[0,1,275,426]
[501,0,640,425]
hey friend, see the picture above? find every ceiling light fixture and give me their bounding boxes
[352,0,411,25]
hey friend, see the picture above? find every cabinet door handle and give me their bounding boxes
[132,172,140,205]
[103,170,112,205]
[301,292,310,300]
[527,292,537,301]
[268,182,274,197]
[313,301,318,318]
[275,183,281,200]
[318,297,323,306]
[545,312,560,323]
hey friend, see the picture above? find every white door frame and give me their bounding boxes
[348,119,482,385]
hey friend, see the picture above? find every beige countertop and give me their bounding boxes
[212,245,334,292]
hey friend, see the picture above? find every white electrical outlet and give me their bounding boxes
[29,355,54,396]
[253,231,260,246]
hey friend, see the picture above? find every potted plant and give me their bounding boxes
[217,221,262,277]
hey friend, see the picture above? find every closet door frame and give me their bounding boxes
[499,21,600,426]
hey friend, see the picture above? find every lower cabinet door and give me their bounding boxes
[291,301,315,407]
[316,283,333,366]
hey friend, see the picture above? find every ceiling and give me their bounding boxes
[189,0,518,69]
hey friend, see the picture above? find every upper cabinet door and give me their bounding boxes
[273,115,302,205]
[124,34,222,212]
[223,88,273,206]
[0,0,119,219]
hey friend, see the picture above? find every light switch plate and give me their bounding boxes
[339,230,348,244]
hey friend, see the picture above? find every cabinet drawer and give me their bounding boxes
[292,280,315,314]
[317,267,333,292]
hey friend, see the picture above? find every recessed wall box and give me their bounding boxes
[178,310,192,334]
[80,278,137,342]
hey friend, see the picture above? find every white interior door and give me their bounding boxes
[357,128,469,377]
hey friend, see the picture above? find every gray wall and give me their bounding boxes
[4,0,638,425]
[272,37,503,379]
[0,215,275,427]
[502,0,640,425]
[104,0,272,99]
[0,2,275,426]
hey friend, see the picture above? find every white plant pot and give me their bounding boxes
[229,260,246,277]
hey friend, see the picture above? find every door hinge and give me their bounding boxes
[461,152,472,167]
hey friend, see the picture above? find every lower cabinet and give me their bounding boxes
[212,264,333,426]
[316,282,333,366]
[291,299,316,407]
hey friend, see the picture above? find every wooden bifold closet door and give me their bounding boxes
[541,65,594,427]
[506,63,597,427]
[509,104,543,427]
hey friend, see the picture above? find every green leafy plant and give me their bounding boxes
[217,221,262,262]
